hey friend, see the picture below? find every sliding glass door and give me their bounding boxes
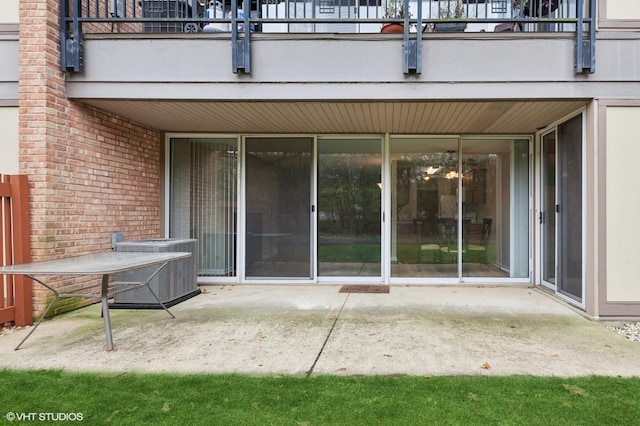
[557,115,583,301]
[541,131,557,287]
[169,138,238,278]
[390,137,459,278]
[244,137,313,279]
[169,134,534,284]
[390,136,530,280]
[461,138,530,278]
[538,114,583,303]
[317,138,382,278]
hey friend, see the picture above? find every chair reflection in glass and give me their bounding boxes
[438,218,468,263]
[466,218,492,263]
[416,219,440,265]
[419,217,493,266]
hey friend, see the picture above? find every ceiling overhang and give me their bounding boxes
[79,99,589,135]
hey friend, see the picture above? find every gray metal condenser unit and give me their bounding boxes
[113,238,199,308]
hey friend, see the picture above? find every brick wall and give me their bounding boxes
[19,0,162,317]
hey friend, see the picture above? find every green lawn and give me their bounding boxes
[1,370,639,425]
[318,244,381,262]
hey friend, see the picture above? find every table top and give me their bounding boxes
[0,252,191,275]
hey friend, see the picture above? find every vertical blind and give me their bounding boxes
[170,138,238,277]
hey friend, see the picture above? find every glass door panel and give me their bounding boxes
[390,137,458,278]
[317,138,382,277]
[558,115,583,301]
[245,137,312,279]
[541,131,556,286]
[169,137,238,278]
[461,139,529,278]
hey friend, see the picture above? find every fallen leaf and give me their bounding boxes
[481,362,491,369]
[563,384,588,397]
[551,353,560,358]
[336,367,347,372]
[384,354,392,357]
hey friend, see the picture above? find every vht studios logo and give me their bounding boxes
[5,412,84,422]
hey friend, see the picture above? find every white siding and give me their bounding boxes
[0,0,18,24]
[606,106,640,302]
[607,0,640,19]
[0,107,19,174]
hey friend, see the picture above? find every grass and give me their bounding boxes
[1,370,639,425]
[318,244,381,262]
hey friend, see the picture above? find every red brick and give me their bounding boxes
[18,0,162,317]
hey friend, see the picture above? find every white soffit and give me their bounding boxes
[82,100,588,134]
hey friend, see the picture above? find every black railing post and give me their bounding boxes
[404,0,421,74]
[575,0,595,74]
[588,0,596,73]
[575,0,584,73]
[60,0,83,72]
[60,0,69,70]
[232,0,252,74]
[243,0,251,73]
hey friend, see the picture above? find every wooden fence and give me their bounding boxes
[0,174,32,327]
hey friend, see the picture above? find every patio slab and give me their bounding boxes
[1,285,639,377]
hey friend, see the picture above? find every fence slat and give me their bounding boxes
[1,178,10,267]
[0,307,15,323]
[0,174,32,327]
[0,182,10,197]
[1,175,12,320]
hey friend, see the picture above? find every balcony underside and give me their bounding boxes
[63,32,640,133]
[79,98,587,133]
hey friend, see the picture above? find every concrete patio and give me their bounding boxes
[1,285,639,377]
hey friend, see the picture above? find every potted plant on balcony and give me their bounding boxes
[434,0,467,32]
[381,0,410,34]
[515,0,559,17]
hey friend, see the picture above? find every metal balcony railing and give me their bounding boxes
[61,0,596,74]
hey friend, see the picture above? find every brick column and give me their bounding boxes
[18,0,163,317]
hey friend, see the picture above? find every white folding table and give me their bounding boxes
[0,251,192,351]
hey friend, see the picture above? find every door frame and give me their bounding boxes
[386,134,533,285]
[534,111,586,308]
[537,128,557,292]
[166,132,540,287]
[240,134,317,284]
[315,135,386,284]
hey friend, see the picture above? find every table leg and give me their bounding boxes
[143,262,175,319]
[14,275,58,351]
[101,273,114,351]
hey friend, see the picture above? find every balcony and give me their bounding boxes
[58,0,607,134]
[62,0,596,74]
